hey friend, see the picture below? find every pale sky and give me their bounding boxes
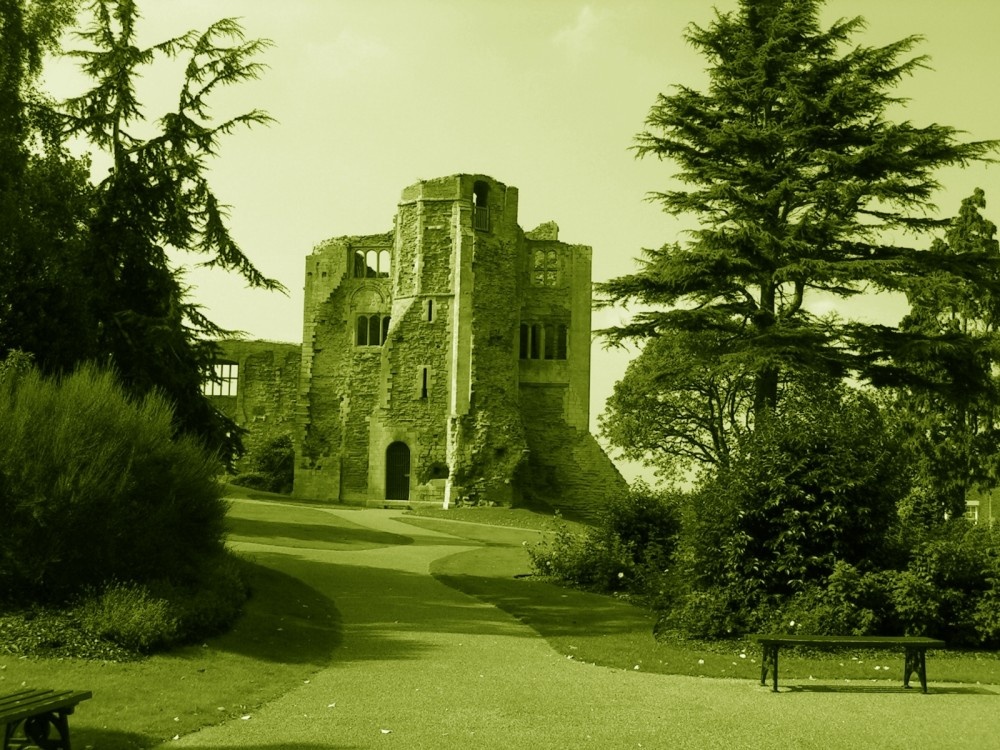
[42,1,1000,482]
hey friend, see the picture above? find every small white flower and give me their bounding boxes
[789,620,796,627]
[618,571,625,579]
[698,659,705,665]
[739,653,747,659]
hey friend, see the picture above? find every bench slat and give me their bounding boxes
[0,688,92,724]
[752,635,945,648]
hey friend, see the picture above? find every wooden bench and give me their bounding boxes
[1,688,92,750]
[751,635,946,693]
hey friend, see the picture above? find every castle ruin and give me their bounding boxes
[213,174,626,516]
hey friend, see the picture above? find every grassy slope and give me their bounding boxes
[402,513,1000,687]
[6,500,999,748]
[1,499,396,749]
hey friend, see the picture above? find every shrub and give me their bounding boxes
[74,582,179,653]
[888,520,1000,646]
[0,361,228,602]
[233,433,294,494]
[528,520,635,592]
[528,485,682,596]
[678,386,906,616]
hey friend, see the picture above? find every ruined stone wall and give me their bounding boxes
[456,181,527,506]
[289,173,625,513]
[209,339,301,469]
[294,234,391,501]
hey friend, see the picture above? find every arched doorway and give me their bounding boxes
[385,442,410,500]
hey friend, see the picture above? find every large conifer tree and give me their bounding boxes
[599,0,997,421]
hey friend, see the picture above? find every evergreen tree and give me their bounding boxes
[895,189,1000,521]
[0,0,92,372]
[599,0,997,421]
[61,0,283,459]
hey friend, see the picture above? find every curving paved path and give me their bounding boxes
[163,503,1000,750]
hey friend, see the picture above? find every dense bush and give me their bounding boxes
[678,387,906,610]
[888,520,1000,646]
[72,552,249,653]
[0,360,229,602]
[232,433,294,494]
[528,484,681,596]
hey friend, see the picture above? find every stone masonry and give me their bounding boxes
[212,174,626,517]
[294,174,625,515]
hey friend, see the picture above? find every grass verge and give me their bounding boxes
[408,515,1000,688]
[1,560,341,749]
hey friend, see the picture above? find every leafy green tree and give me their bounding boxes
[0,0,93,372]
[599,0,997,423]
[894,189,1000,521]
[61,0,283,459]
[599,330,755,477]
[676,386,907,624]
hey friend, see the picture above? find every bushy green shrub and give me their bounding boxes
[0,361,228,602]
[756,563,897,637]
[679,386,906,612]
[888,520,1000,646]
[233,433,294,493]
[528,520,634,592]
[528,485,682,596]
[74,582,179,653]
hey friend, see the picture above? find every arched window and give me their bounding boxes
[356,314,391,346]
[378,250,391,278]
[473,181,490,231]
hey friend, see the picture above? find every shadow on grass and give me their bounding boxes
[201,559,343,665]
[432,546,655,638]
[785,684,1000,695]
[236,551,531,665]
[73,727,156,749]
[228,515,415,551]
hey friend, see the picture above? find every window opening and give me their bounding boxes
[356,314,391,346]
[203,362,238,396]
[420,366,429,399]
[427,299,434,322]
[473,181,490,231]
[518,321,568,361]
[352,247,391,278]
[532,249,558,286]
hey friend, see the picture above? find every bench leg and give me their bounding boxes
[903,648,929,693]
[5,710,75,750]
[760,645,779,692]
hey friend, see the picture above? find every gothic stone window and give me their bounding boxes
[519,322,567,360]
[532,249,558,286]
[356,314,391,346]
[203,361,238,396]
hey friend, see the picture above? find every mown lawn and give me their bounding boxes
[5,498,998,749]
[402,510,1000,688]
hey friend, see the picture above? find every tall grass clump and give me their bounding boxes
[0,358,240,649]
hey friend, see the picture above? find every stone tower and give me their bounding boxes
[294,174,625,516]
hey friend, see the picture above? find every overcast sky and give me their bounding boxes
[43,1,1000,481]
